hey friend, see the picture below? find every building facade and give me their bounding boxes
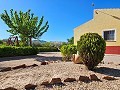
[74,9,120,54]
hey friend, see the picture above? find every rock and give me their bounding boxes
[64,78,76,82]
[25,84,37,90]
[28,64,38,67]
[2,87,17,90]
[79,76,90,82]
[0,67,11,72]
[12,64,26,70]
[31,64,38,67]
[71,54,83,64]
[50,78,62,84]
[50,61,54,63]
[41,62,48,65]
[55,61,59,63]
[90,74,100,81]
[41,81,49,86]
[103,76,116,80]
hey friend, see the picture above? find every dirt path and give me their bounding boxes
[0,52,120,67]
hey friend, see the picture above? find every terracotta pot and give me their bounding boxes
[72,54,83,64]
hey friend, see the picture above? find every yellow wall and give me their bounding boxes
[74,9,120,46]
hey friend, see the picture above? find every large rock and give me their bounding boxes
[90,74,100,81]
[41,62,48,65]
[1,87,17,90]
[25,84,37,90]
[0,67,11,72]
[103,76,116,80]
[64,78,76,82]
[12,64,26,70]
[79,76,90,82]
[71,54,83,64]
[50,78,62,84]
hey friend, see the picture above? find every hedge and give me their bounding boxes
[0,46,38,57]
[0,46,59,57]
[37,47,59,52]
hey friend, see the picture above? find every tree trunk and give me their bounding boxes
[29,37,32,46]
[16,36,19,46]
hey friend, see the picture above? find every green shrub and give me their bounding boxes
[0,46,38,57]
[77,33,106,70]
[0,40,3,45]
[0,46,59,57]
[60,44,77,61]
[37,47,59,52]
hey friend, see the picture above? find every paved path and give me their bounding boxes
[103,54,120,64]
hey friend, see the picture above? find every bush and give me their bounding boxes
[0,40,3,45]
[77,33,106,70]
[0,46,38,57]
[37,47,59,52]
[60,44,77,61]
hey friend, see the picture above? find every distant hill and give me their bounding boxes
[32,40,47,44]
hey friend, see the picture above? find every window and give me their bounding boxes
[103,30,115,41]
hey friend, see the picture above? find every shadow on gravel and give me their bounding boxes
[36,56,62,62]
[94,67,120,77]
[0,54,62,62]
[0,55,40,62]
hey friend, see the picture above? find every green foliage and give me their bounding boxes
[0,40,3,45]
[0,9,49,46]
[40,42,52,47]
[33,42,68,51]
[0,42,7,46]
[37,47,59,52]
[67,37,74,44]
[77,33,106,70]
[60,44,77,61]
[0,46,38,57]
[0,46,59,57]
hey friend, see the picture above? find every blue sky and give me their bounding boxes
[0,0,120,42]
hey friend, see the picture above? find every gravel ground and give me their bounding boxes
[0,52,120,90]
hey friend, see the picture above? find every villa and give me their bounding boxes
[74,8,120,54]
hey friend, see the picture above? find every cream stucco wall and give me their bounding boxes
[74,9,120,46]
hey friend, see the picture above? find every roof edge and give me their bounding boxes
[94,8,120,11]
[74,19,94,31]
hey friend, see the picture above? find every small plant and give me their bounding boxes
[60,44,77,61]
[77,33,106,70]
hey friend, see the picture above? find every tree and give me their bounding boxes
[0,9,49,46]
[67,37,74,44]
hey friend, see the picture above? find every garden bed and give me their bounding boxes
[0,52,120,90]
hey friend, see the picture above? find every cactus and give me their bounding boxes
[77,33,106,70]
